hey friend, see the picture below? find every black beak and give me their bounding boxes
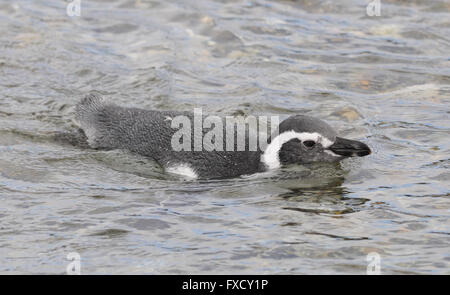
[328,137,371,157]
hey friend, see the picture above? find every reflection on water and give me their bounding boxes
[0,0,449,274]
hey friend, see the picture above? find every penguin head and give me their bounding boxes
[262,115,371,169]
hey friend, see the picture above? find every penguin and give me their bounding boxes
[72,93,371,179]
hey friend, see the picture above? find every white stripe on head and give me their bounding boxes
[261,131,334,169]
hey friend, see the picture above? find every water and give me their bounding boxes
[0,0,449,274]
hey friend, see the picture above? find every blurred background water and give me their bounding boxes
[0,0,449,274]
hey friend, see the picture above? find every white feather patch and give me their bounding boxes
[165,163,198,179]
[324,149,340,157]
[261,131,334,169]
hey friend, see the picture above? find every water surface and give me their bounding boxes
[0,0,449,274]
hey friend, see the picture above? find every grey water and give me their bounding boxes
[0,0,449,274]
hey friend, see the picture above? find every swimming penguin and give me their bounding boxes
[73,93,371,179]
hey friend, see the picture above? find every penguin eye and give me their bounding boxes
[303,140,316,148]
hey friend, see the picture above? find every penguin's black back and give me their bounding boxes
[74,94,264,179]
